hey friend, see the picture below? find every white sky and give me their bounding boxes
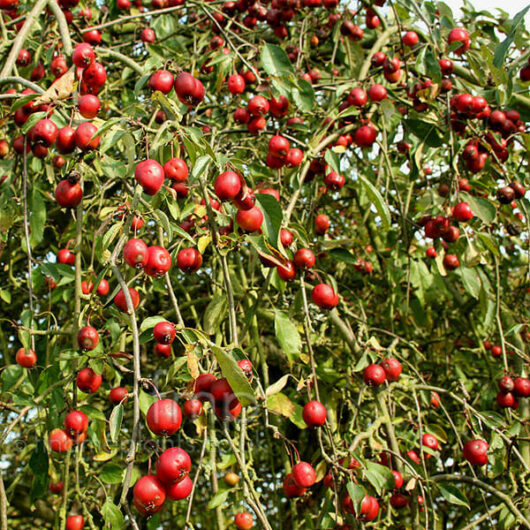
[443,0,530,23]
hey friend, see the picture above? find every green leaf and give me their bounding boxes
[459,267,481,299]
[101,499,124,529]
[190,155,210,183]
[207,489,229,509]
[79,405,107,422]
[29,187,46,246]
[358,175,391,231]
[140,316,168,334]
[329,248,357,264]
[101,463,124,484]
[109,404,123,443]
[255,193,283,249]
[346,481,366,516]
[274,309,301,363]
[21,111,47,135]
[203,293,228,335]
[265,374,290,397]
[324,149,340,174]
[462,193,496,225]
[211,346,256,407]
[1,364,22,392]
[0,289,11,304]
[11,93,39,112]
[260,43,295,78]
[363,461,394,495]
[438,483,470,508]
[493,4,530,68]
[154,209,172,240]
[139,389,157,417]
[266,392,295,418]
[29,440,48,502]
[291,78,315,111]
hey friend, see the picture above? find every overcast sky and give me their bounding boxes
[442,0,530,23]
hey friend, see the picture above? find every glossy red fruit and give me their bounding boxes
[443,254,460,270]
[390,492,409,508]
[173,72,204,106]
[114,287,140,312]
[236,206,263,232]
[16,48,31,67]
[81,62,107,94]
[135,159,165,195]
[55,180,83,208]
[268,135,290,157]
[422,433,439,456]
[109,386,128,405]
[237,359,253,380]
[83,29,102,45]
[314,214,330,235]
[144,246,172,277]
[234,512,253,530]
[498,376,514,393]
[363,364,386,386]
[77,325,99,350]
[292,462,316,488]
[270,95,289,117]
[496,391,516,408]
[302,400,326,427]
[453,202,473,222]
[154,343,172,358]
[354,124,378,147]
[403,30,419,46]
[514,377,530,397]
[75,122,100,151]
[491,345,502,357]
[439,58,454,75]
[248,95,270,116]
[368,83,387,102]
[312,283,338,310]
[78,94,100,119]
[49,481,63,494]
[141,28,156,43]
[72,43,95,67]
[57,126,77,154]
[347,87,367,107]
[392,470,404,489]
[215,171,242,201]
[324,171,345,190]
[210,377,236,405]
[76,367,102,393]
[463,439,489,465]
[283,473,307,498]
[280,229,293,247]
[153,321,176,344]
[49,428,73,452]
[215,400,242,421]
[149,70,174,94]
[227,74,246,94]
[285,148,303,167]
[448,27,470,55]
[426,247,437,259]
[177,248,203,273]
[195,373,216,400]
[380,358,402,381]
[57,249,75,265]
[15,347,37,368]
[156,446,191,484]
[65,515,84,530]
[294,248,315,269]
[147,399,182,436]
[163,158,188,182]
[234,107,251,124]
[31,119,58,147]
[183,398,203,419]
[277,261,296,281]
[123,238,149,269]
[133,475,166,515]
[166,475,193,500]
[96,279,109,296]
[64,410,89,436]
